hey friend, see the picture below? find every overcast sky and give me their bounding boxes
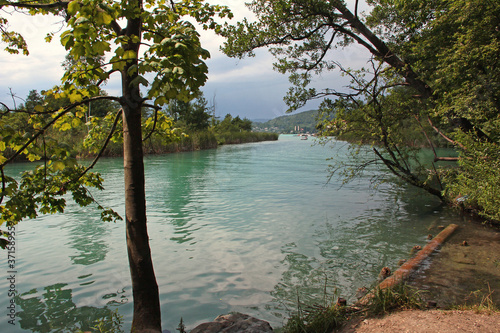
[0,1,370,120]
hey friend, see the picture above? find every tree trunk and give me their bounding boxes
[122,100,162,333]
[335,3,433,99]
[121,1,162,331]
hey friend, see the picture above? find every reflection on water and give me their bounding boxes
[271,242,338,318]
[16,283,123,333]
[151,152,212,245]
[65,212,110,266]
[270,180,455,317]
[0,135,467,332]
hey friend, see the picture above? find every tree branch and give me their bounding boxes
[427,116,466,150]
[373,147,443,198]
[0,96,117,168]
[0,168,5,205]
[4,1,69,10]
[334,2,434,99]
[142,108,158,142]
[71,109,122,184]
[304,29,338,71]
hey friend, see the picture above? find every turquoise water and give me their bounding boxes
[0,135,459,331]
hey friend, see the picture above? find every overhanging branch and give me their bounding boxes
[143,107,158,142]
[0,96,117,168]
[72,108,122,184]
[4,1,69,10]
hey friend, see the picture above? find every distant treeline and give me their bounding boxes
[104,130,279,157]
[1,90,278,161]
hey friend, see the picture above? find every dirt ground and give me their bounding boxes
[338,216,500,333]
[339,310,500,333]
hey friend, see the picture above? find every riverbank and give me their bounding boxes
[191,217,500,333]
[337,215,500,332]
[102,131,279,157]
[339,310,500,332]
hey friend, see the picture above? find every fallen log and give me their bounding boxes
[358,223,459,305]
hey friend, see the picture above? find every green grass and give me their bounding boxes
[279,283,427,332]
[365,284,425,316]
[281,302,348,333]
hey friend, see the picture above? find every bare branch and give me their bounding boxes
[373,147,443,198]
[427,116,467,150]
[169,0,177,13]
[414,114,448,163]
[434,156,459,162]
[304,29,338,72]
[143,108,158,142]
[0,102,11,116]
[9,88,21,110]
[0,168,5,205]
[71,109,122,184]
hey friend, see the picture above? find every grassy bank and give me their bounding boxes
[276,284,424,333]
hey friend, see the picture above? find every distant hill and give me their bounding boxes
[252,110,319,133]
[250,118,272,123]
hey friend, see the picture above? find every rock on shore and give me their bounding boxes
[190,313,273,333]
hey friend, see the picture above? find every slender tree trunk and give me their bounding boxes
[121,0,162,331]
[122,100,162,332]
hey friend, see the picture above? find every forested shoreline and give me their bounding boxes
[1,89,278,162]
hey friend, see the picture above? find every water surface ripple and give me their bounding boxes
[1,135,460,331]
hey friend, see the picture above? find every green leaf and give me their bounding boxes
[123,50,136,60]
[74,17,89,25]
[93,41,111,54]
[53,161,65,171]
[60,123,72,131]
[67,1,80,15]
[129,75,149,87]
[99,12,114,25]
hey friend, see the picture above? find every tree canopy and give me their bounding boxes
[222,0,500,222]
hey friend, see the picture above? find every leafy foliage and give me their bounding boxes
[164,93,212,131]
[0,0,235,329]
[365,0,500,220]
[216,114,253,133]
[0,0,232,238]
[444,133,500,221]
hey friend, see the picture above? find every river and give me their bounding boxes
[0,134,462,332]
